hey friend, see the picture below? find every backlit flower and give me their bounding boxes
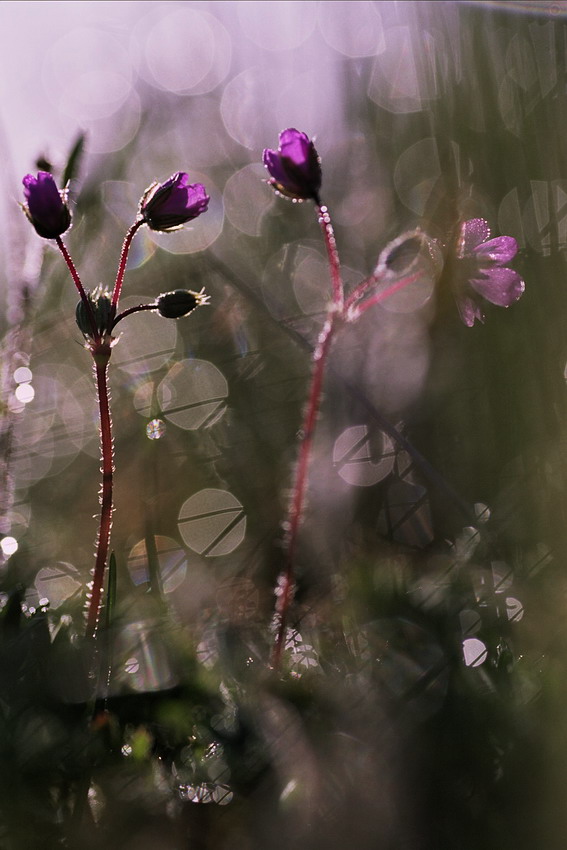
[454,219,524,327]
[139,172,209,232]
[22,172,71,239]
[263,128,322,202]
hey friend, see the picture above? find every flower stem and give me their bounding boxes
[347,270,422,319]
[55,237,99,341]
[272,312,339,669]
[86,349,114,639]
[111,220,144,311]
[111,302,157,330]
[271,202,343,670]
[317,205,343,308]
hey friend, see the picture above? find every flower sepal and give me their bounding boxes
[75,286,114,341]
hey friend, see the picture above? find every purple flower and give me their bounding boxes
[139,172,209,232]
[22,172,71,239]
[455,219,525,326]
[263,128,322,202]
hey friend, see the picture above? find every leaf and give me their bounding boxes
[62,132,86,187]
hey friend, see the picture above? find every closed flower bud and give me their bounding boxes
[156,288,209,318]
[22,172,71,239]
[139,172,209,232]
[263,128,322,202]
[76,286,113,339]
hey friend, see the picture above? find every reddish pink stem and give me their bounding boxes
[349,270,422,317]
[272,313,339,669]
[111,220,143,310]
[344,272,380,313]
[55,237,99,342]
[317,205,343,308]
[86,350,114,639]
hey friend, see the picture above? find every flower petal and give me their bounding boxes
[262,148,289,186]
[458,295,485,327]
[461,218,491,255]
[472,235,518,265]
[469,267,525,307]
[279,128,311,167]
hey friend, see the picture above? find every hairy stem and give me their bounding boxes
[86,351,114,639]
[111,220,144,311]
[317,205,343,308]
[112,302,157,329]
[55,237,99,341]
[347,270,422,319]
[272,313,339,669]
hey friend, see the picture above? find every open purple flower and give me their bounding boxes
[139,172,209,232]
[263,128,322,203]
[455,218,525,326]
[22,172,71,239]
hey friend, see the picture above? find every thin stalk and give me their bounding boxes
[111,220,143,310]
[347,270,422,319]
[86,352,114,639]
[272,312,340,669]
[55,237,99,341]
[112,302,157,329]
[316,205,343,308]
[343,271,379,312]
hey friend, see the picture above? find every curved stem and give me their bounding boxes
[347,270,422,319]
[112,302,157,330]
[55,237,99,341]
[272,313,339,669]
[344,275,378,313]
[316,205,343,308]
[86,351,114,639]
[111,220,144,310]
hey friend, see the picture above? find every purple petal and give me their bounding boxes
[472,235,518,265]
[279,128,310,167]
[469,267,525,307]
[458,296,485,327]
[461,218,491,255]
[263,148,289,185]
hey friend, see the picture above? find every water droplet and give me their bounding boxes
[13,367,32,384]
[14,383,34,404]
[0,536,18,557]
[146,418,165,440]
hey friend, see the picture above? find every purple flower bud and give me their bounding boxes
[139,172,209,232]
[22,172,71,239]
[454,219,525,327]
[263,128,322,202]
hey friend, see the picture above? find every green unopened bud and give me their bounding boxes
[156,288,209,319]
[76,286,113,338]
